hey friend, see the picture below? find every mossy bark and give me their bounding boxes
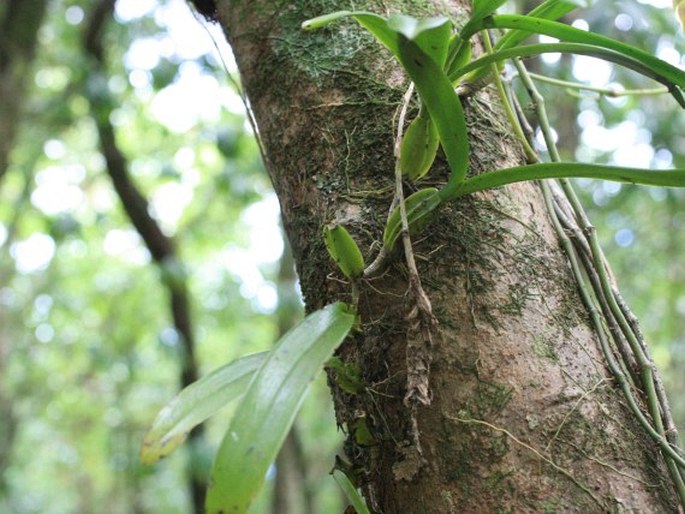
[215,0,677,511]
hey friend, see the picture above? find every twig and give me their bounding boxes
[449,415,605,509]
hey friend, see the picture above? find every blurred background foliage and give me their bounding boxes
[0,0,683,512]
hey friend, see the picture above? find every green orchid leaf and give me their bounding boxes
[140,351,267,465]
[457,15,685,105]
[387,14,452,66]
[332,469,371,514]
[205,303,356,514]
[383,187,442,250]
[323,224,366,279]
[303,13,467,183]
[400,109,440,181]
[489,15,685,92]
[396,35,470,189]
[445,35,472,78]
[448,163,685,199]
[452,42,685,107]
[462,0,508,37]
[470,0,508,22]
[449,0,580,79]
[495,1,585,51]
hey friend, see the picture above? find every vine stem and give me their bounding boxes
[512,57,685,506]
[392,84,438,412]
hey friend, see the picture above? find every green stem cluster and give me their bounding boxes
[512,59,685,507]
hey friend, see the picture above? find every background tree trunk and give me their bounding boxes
[214,0,678,511]
[0,0,48,181]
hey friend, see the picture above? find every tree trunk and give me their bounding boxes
[0,0,48,181]
[213,0,678,511]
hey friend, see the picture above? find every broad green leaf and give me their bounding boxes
[332,469,371,514]
[140,351,267,465]
[387,14,452,67]
[447,162,685,199]
[459,15,685,105]
[395,35,470,189]
[323,223,365,278]
[451,42,685,107]
[205,303,356,514]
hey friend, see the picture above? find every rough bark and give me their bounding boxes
[214,0,677,511]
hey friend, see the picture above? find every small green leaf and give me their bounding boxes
[400,110,440,181]
[323,224,366,278]
[332,469,371,514]
[140,351,267,465]
[447,162,685,200]
[206,303,356,514]
[383,187,441,251]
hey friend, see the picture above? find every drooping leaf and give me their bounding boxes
[495,0,585,51]
[447,162,685,200]
[457,15,685,106]
[205,303,356,514]
[449,0,581,82]
[332,469,371,514]
[140,351,267,465]
[451,42,685,107]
